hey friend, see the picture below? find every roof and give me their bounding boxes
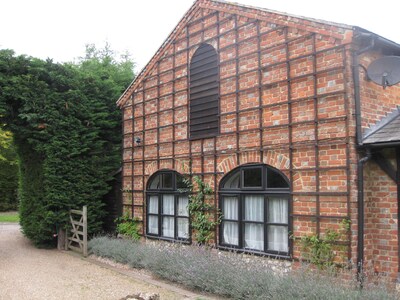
[212,0,353,30]
[363,106,400,146]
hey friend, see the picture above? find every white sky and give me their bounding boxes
[1,0,399,72]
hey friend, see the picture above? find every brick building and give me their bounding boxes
[117,0,400,280]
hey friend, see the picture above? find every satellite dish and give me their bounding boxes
[366,56,400,88]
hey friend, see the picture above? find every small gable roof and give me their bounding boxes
[363,106,400,146]
[117,0,357,108]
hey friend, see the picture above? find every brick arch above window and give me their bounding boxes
[216,151,293,175]
[189,43,219,139]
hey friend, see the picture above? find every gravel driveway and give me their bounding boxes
[0,223,208,300]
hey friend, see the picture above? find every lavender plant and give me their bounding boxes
[89,236,398,300]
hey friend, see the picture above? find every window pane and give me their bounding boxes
[162,173,173,188]
[222,171,240,189]
[148,196,158,214]
[149,174,161,189]
[267,225,288,252]
[267,168,289,188]
[177,196,189,216]
[244,223,264,251]
[222,221,238,246]
[244,195,264,221]
[268,197,288,223]
[162,217,174,238]
[177,218,189,238]
[163,195,175,215]
[176,175,187,190]
[223,196,238,220]
[148,216,158,234]
[243,168,262,187]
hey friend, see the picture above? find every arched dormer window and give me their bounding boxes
[146,170,190,242]
[219,164,290,256]
[189,43,219,139]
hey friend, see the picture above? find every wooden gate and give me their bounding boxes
[66,206,88,257]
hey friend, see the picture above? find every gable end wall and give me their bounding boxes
[120,1,367,270]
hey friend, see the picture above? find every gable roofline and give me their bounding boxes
[116,0,394,107]
[353,26,400,55]
[116,0,199,107]
[362,106,400,144]
[206,0,353,30]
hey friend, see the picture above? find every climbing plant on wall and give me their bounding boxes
[0,46,134,247]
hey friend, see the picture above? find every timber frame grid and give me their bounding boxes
[121,8,352,260]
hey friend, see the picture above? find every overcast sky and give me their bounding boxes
[1,0,399,72]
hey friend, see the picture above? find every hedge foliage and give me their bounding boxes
[0,128,18,211]
[0,45,134,247]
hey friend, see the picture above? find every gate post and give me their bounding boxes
[57,227,66,250]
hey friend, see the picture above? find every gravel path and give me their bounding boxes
[0,223,208,300]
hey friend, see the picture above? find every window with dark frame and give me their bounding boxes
[189,43,219,139]
[146,171,190,241]
[219,164,290,255]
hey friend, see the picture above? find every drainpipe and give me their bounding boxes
[352,34,375,283]
[356,148,371,283]
[353,37,375,145]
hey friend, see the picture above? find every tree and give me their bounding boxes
[0,128,18,211]
[0,46,134,247]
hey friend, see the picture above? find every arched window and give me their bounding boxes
[146,170,190,241]
[219,164,290,255]
[189,43,219,139]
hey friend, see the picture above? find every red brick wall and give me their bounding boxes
[363,151,398,280]
[359,51,400,132]
[121,1,357,265]
[357,52,400,279]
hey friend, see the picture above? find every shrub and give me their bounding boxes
[115,214,141,240]
[88,236,398,300]
[0,129,18,212]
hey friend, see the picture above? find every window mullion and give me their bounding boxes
[264,194,268,252]
[174,194,178,240]
[159,194,162,237]
[239,194,243,249]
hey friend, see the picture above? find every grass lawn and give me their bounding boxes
[0,211,19,223]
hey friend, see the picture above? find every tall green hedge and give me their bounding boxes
[0,129,18,211]
[0,47,134,247]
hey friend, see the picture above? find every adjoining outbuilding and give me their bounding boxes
[117,0,400,281]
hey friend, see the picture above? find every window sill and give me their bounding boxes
[145,234,191,245]
[217,245,291,260]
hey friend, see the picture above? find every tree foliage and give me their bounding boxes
[0,46,134,247]
[0,128,18,211]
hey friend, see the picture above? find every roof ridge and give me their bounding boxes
[208,0,353,30]
[363,106,400,140]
